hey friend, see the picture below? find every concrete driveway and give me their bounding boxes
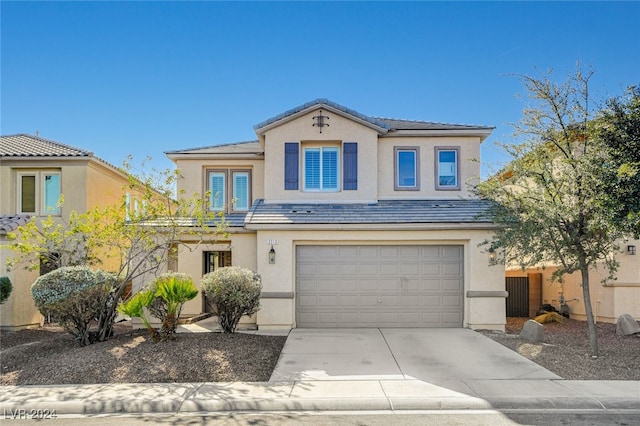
[270,328,560,384]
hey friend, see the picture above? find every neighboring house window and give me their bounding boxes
[304,146,339,191]
[18,171,61,215]
[394,147,420,190]
[206,169,251,212]
[435,147,460,190]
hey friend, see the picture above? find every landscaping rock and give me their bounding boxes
[520,319,544,342]
[616,313,640,336]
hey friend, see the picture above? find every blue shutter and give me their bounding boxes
[343,142,357,190]
[284,142,299,190]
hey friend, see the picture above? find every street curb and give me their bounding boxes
[2,382,640,415]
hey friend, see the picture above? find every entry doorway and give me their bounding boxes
[203,250,232,313]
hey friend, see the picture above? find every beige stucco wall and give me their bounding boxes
[1,158,138,329]
[506,239,640,323]
[166,233,258,316]
[0,241,42,330]
[377,136,481,200]
[254,228,505,331]
[262,110,380,203]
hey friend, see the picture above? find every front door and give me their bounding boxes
[203,251,232,313]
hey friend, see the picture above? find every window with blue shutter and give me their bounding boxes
[343,142,357,190]
[284,142,299,190]
[304,147,339,191]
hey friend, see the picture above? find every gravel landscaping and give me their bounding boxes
[479,317,640,380]
[1,317,639,385]
[0,323,286,385]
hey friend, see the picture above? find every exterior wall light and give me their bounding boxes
[628,245,637,255]
[488,246,496,263]
[269,246,276,264]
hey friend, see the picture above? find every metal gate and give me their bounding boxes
[506,277,529,317]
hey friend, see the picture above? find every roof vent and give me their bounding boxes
[291,209,313,214]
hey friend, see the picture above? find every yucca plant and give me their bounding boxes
[117,272,197,342]
[117,289,158,340]
[153,273,198,340]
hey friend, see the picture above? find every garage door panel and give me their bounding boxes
[421,263,441,275]
[442,279,463,291]
[443,295,463,307]
[296,245,463,327]
[422,279,441,291]
[442,263,463,276]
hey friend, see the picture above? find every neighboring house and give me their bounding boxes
[0,134,137,330]
[506,239,640,323]
[166,99,506,330]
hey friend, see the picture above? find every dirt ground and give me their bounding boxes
[1,317,639,385]
[0,323,286,385]
[479,317,640,380]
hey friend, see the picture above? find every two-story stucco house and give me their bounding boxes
[166,99,506,331]
[0,134,139,330]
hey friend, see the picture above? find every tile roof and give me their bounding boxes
[375,118,493,132]
[165,141,263,156]
[139,213,248,229]
[254,98,391,132]
[253,98,493,133]
[0,214,33,236]
[0,134,92,157]
[245,199,493,226]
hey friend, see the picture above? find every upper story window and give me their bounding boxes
[18,171,61,215]
[304,147,339,191]
[435,147,460,190]
[206,169,251,212]
[394,147,420,191]
[284,142,357,192]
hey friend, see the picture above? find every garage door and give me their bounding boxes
[296,245,464,327]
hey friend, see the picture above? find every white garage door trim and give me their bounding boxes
[296,245,464,328]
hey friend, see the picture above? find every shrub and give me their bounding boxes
[0,276,12,304]
[117,272,198,342]
[201,266,261,333]
[31,266,118,346]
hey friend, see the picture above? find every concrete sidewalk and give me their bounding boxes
[1,379,639,415]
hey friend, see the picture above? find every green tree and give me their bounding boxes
[598,85,640,234]
[8,159,228,343]
[475,68,627,356]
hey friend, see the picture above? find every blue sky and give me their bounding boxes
[2,1,639,176]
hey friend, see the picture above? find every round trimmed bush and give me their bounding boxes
[31,266,118,345]
[0,276,12,304]
[200,266,261,333]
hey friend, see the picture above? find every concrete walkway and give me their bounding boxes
[1,327,638,416]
